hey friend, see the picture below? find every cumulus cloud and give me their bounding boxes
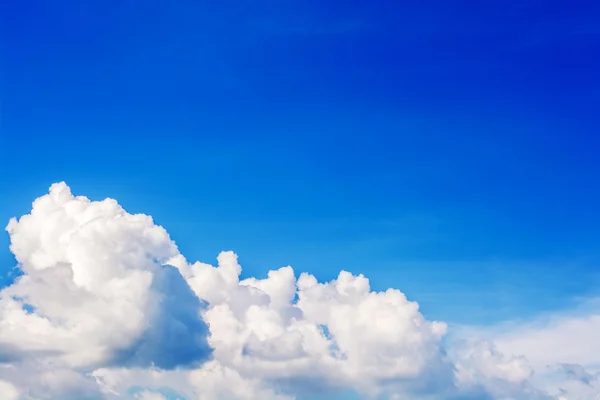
[0,182,596,399]
[1,183,210,371]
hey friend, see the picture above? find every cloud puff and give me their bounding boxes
[168,250,454,396]
[0,182,594,399]
[1,182,210,371]
[0,379,19,400]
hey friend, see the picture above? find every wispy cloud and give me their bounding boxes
[455,297,600,399]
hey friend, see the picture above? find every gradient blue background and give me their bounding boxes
[1,0,600,327]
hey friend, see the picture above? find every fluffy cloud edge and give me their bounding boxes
[0,182,597,400]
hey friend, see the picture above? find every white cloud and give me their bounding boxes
[0,379,20,400]
[133,390,169,400]
[91,361,293,400]
[1,182,210,371]
[491,307,600,371]
[167,252,456,398]
[458,299,600,400]
[0,182,596,399]
[559,363,598,386]
[134,392,165,400]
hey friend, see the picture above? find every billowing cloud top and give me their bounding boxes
[0,183,596,399]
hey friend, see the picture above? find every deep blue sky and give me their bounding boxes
[1,0,600,325]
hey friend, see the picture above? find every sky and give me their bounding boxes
[1,1,600,399]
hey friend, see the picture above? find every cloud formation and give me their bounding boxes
[0,379,19,400]
[469,300,600,400]
[0,183,597,399]
[559,364,598,386]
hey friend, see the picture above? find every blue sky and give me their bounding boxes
[2,0,600,329]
